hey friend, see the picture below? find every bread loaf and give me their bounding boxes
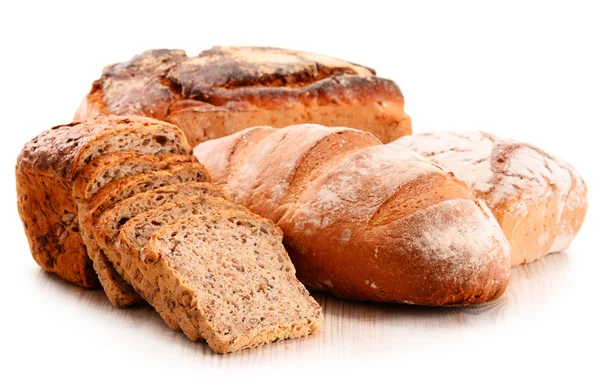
[74,47,412,146]
[393,131,588,266]
[193,125,512,306]
[16,116,191,287]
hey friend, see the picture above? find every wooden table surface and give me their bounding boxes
[3,231,598,385]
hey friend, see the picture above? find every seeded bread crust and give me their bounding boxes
[74,47,412,146]
[78,165,211,308]
[194,124,513,306]
[16,116,191,287]
[142,211,323,353]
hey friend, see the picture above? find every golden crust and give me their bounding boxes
[194,125,512,306]
[396,131,588,266]
[75,47,412,146]
[16,116,192,287]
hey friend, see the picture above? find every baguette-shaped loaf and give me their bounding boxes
[74,47,412,146]
[394,131,588,266]
[16,116,191,287]
[194,125,512,306]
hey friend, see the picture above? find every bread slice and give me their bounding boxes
[105,195,244,328]
[16,115,191,287]
[73,151,195,202]
[142,211,324,353]
[71,152,196,307]
[79,164,211,308]
[92,182,226,309]
[96,182,227,246]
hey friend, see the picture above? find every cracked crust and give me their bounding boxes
[16,116,192,287]
[74,47,412,145]
[194,125,512,306]
[395,131,588,266]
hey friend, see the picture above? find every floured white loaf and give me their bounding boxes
[194,124,512,306]
[394,131,588,266]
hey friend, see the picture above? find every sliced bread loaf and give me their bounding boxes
[79,164,211,308]
[142,211,324,353]
[16,116,191,287]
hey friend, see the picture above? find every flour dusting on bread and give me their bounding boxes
[396,131,588,265]
[404,199,509,278]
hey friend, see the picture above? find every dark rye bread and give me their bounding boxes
[142,211,323,353]
[16,116,191,287]
[74,46,412,146]
[109,195,246,329]
[93,183,226,309]
[73,151,196,202]
[79,164,211,308]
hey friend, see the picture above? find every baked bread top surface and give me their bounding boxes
[16,115,189,180]
[90,46,403,119]
[394,131,587,208]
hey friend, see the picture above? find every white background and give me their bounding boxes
[1,1,598,386]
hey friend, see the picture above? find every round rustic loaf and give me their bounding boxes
[394,131,588,266]
[74,46,412,146]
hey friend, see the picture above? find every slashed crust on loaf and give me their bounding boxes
[194,124,512,306]
[16,116,191,287]
[78,164,211,308]
[394,131,588,266]
[75,47,412,145]
[142,210,323,353]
